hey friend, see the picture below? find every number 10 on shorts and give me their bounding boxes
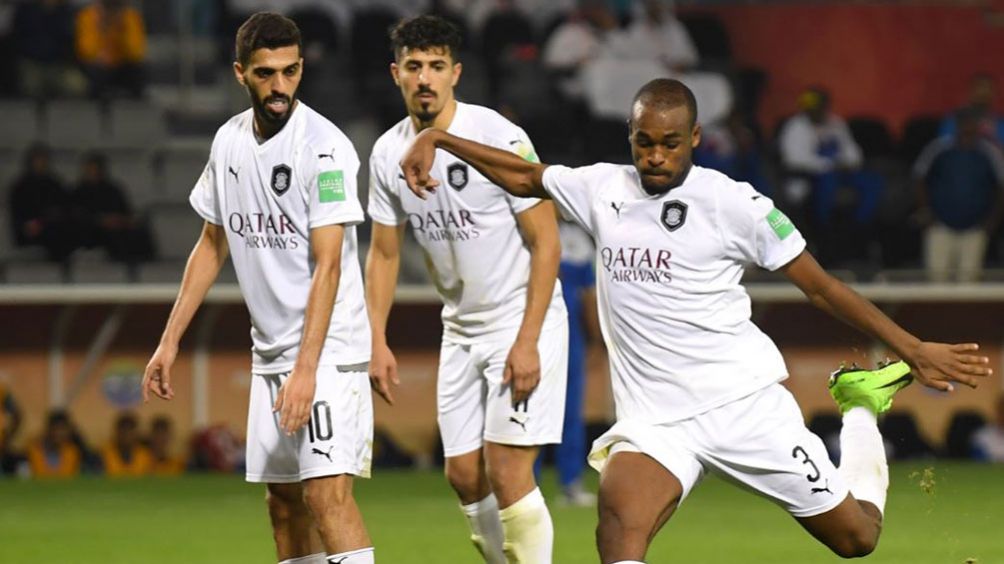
[307,400,333,443]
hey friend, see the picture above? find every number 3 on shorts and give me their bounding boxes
[791,445,821,483]
[307,400,334,443]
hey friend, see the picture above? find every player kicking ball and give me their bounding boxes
[366,16,568,564]
[398,78,991,562]
[143,13,375,564]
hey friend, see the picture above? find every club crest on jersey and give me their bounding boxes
[271,164,292,196]
[447,162,469,191]
[660,200,688,232]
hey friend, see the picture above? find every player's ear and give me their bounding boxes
[451,61,462,88]
[390,61,400,86]
[233,62,246,86]
[691,122,702,148]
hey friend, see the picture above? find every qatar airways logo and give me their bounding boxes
[407,209,481,242]
[600,246,672,283]
[228,212,300,250]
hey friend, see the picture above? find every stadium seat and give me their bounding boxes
[847,117,895,161]
[69,257,132,284]
[136,260,184,283]
[584,118,631,164]
[677,12,733,63]
[4,260,66,284]
[108,101,167,147]
[943,410,987,459]
[44,100,106,149]
[157,149,207,204]
[900,114,942,164]
[148,204,204,261]
[879,411,934,460]
[108,150,157,210]
[0,101,41,151]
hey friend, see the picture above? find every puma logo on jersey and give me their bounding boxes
[810,479,832,495]
[751,195,762,201]
[228,166,239,182]
[312,446,334,462]
[509,415,528,432]
[317,147,336,161]
[611,202,624,217]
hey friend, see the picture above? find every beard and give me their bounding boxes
[249,88,297,130]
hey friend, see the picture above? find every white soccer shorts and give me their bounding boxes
[589,383,849,518]
[438,321,569,457]
[246,366,373,483]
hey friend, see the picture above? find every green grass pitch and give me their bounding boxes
[1,463,1001,563]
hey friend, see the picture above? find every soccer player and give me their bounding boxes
[142,13,375,564]
[365,16,568,563]
[399,78,992,562]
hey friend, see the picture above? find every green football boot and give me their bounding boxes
[828,359,914,415]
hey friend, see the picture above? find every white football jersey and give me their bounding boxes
[369,102,566,343]
[542,164,806,424]
[190,102,371,373]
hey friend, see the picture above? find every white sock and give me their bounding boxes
[838,407,889,515]
[499,488,553,564]
[279,553,326,564]
[327,547,374,563]
[461,493,506,564]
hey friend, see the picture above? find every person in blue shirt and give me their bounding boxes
[939,74,1004,147]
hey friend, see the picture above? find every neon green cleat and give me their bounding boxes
[828,359,914,415]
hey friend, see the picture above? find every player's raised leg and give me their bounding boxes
[266,483,327,563]
[596,451,684,564]
[795,360,914,558]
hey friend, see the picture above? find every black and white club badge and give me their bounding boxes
[271,164,292,196]
[447,162,469,191]
[660,200,688,232]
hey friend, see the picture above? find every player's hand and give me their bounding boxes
[907,342,991,392]
[400,129,441,199]
[143,343,177,402]
[503,338,541,407]
[273,370,316,435]
[369,342,400,406]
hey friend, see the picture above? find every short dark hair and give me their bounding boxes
[632,78,698,127]
[235,12,302,66]
[390,15,462,62]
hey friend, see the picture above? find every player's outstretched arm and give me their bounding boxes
[781,251,992,392]
[400,128,549,199]
[144,221,229,402]
[364,223,405,405]
[275,224,345,434]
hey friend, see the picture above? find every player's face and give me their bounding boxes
[629,104,701,195]
[391,47,461,122]
[234,45,303,129]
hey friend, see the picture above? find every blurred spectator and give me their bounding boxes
[191,425,245,473]
[13,0,87,99]
[7,143,76,261]
[26,410,82,478]
[148,416,185,475]
[940,74,1004,147]
[75,0,147,99]
[694,109,772,196]
[0,383,23,475]
[101,412,153,477]
[972,394,1004,462]
[542,0,618,102]
[606,0,698,72]
[69,151,153,262]
[913,107,1004,282]
[779,87,882,227]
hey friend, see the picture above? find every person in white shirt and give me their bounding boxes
[778,87,882,231]
[365,16,568,564]
[606,0,698,72]
[142,13,374,564]
[399,77,992,563]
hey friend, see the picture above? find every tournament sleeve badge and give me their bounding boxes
[318,170,346,203]
[447,162,469,191]
[766,207,795,240]
[660,200,688,232]
[271,164,292,196]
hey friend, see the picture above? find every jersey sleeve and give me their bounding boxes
[720,181,806,271]
[366,145,407,226]
[483,122,545,215]
[188,143,222,225]
[304,136,364,229]
[541,164,603,234]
